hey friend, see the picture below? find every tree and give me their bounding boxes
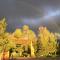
[0,17,16,59]
[0,17,7,35]
[0,32,16,59]
[37,26,57,57]
[13,28,22,38]
[0,17,7,59]
[11,28,24,57]
[47,33,57,56]
[22,25,37,57]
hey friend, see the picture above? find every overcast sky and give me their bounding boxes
[0,0,60,33]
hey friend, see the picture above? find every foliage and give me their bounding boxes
[0,18,59,58]
[22,25,37,57]
[0,17,7,34]
[37,26,57,57]
[13,28,22,38]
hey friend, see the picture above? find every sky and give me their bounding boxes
[0,0,60,33]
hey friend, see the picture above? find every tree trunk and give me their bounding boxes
[3,50,5,60]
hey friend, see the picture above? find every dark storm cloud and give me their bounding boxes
[0,0,60,32]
